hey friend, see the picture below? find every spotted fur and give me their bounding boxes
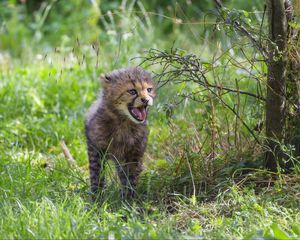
[85,67,156,198]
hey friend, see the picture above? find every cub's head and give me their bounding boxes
[100,67,156,124]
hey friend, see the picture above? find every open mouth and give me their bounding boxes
[128,105,147,122]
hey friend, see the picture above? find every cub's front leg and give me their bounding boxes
[116,161,143,198]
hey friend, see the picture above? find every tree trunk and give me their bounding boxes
[285,0,300,160]
[265,0,287,171]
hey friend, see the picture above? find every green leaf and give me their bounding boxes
[291,224,300,236]
[288,22,300,30]
[242,10,249,17]
[270,223,290,240]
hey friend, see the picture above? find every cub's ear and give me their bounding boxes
[100,74,112,86]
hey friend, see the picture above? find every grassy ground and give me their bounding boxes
[0,1,299,239]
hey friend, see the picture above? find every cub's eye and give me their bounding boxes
[147,88,152,93]
[128,89,137,95]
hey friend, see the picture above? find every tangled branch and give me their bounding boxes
[140,48,262,143]
[213,0,268,59]
[141,48,265,101]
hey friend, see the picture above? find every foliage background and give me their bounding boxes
[0,0,299,239]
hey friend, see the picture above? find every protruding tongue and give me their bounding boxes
[131,107,147,121]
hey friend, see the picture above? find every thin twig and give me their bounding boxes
[60,139,76,166]
[213,0,268,59]
[143,48,265,101]
[141,48,261,143]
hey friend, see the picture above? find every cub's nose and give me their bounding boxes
[141,98,149,105]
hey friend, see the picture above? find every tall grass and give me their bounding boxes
[0,0,299,239]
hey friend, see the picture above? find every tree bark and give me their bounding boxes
[285,0,300,160]
[265,0,287,171]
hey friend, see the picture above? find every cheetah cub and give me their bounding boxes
[85,67,156,198]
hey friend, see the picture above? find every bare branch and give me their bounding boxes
[141,47,263,143]
[213,0,268,59]
[142,48,265,101]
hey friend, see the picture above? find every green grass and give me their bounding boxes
[1,56,299,240]
[0,1,299,239]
